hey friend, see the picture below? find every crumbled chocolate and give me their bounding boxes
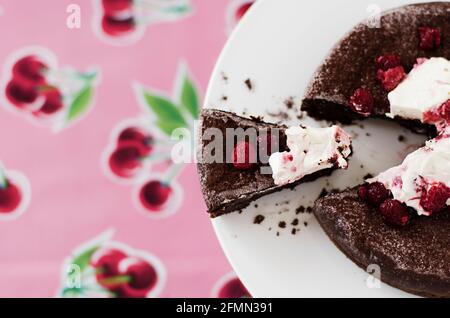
[278,221,287,228]
[364,173,374,180]
[291,218,299,226]
[296,206,306,214]
[306,207,313,213]
[244,78,253,90]
[291,228,297,235]
[319,188,329,198]
[398,135,406,142]
[304,222,308,227]
[253,215,265,224]
[222,95,228,101]
[284,97,294,109]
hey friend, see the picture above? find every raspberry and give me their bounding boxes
[375,54,401,71]
[419,27,441,50]
[367,182,390,206]
[377,66,406,92]
[232,141,256,170]
[379,199,410,227]
[420,183,450,214]
[438,100,450,122]
[348,88,374,116]
[358,185,368,200]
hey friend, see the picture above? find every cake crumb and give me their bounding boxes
[398,135,406,142]
[304,222,308,227]
[253,215,265,225]
[291,219,299,226]
[296,206,305,214]
[291,228,297,235]
[278,221,286,229]
[244,78,253,90]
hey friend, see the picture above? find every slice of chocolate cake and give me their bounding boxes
[198,109,351,217]
[302,2,450,134]
[314,188,450,298]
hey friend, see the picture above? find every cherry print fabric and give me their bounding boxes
[0,0,255,298]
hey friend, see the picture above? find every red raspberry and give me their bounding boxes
[379,199,410,227]
[375,54,401,71]
[420,183,450,214]
[232,141,256,170]
[367,182,390,206]
[358,184,368,200]
[419,27,441,50]
[438,100,450,122]
[348,88,374,116]
[377,66,406,92]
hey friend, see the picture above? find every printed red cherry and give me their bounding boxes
[366,182,390,206]
[139,180,172,211]
[109,145,143,178]
[102,16,135,36]
[420,183,450,214]
[12,55,47,86]
[376,66,406,92]
[117,257,158,298]
[102,0,133,15]
[232,141,256,170]
[379,199,409,227]
[218,278,250,298]
[348,88,374,116]
[235,2,254,21]
[91,248,127,290]
[5,79,39,109]
[418,26,441,50]
[33,89,63,117]
[0,180,22,214]
[375,54,401,71]
[118,127,153,156]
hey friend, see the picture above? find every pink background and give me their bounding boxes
[0,0,242,297]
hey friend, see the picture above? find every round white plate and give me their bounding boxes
[204,0,434,297]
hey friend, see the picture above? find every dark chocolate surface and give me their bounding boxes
[314,188,450,298]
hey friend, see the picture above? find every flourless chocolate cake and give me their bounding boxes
[314,188,450,298]
[302,2,450,135]
[198,109,348,218]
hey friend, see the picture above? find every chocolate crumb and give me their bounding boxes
[291,228,297,235]
[276,232,280,237]
[238,209,243,214]
[221,95,228,101]
[306,207,313,214]
[278,221,286,229]
[221,72,228,82]
[364,173,374,180]
[304,222,308,227]
[366,132,371,137]
[296,206,305,214]
[291,219,299,226]
[244,78,253,90]
[319,188,329,198]
[284,97,294,109]
[254,204,258,208]
[268,227,272,231]
[254,215,265,225]
[398,135,406,142]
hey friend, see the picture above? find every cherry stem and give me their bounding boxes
[162,163,184,185]
[98,275,132,286]
[141,152,172,164]
[44,69,98,85]
[134,0,190,12]
[0,164,7,189]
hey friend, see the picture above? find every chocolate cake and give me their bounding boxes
[314,188,450,298]
[302,2,450,135]
[198,109,349,218]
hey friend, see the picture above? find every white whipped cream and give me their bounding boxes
[387,57,450,121]
[269,126,351,186]
[368,126,450,216]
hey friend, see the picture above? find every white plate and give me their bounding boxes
[204,0,434,298]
